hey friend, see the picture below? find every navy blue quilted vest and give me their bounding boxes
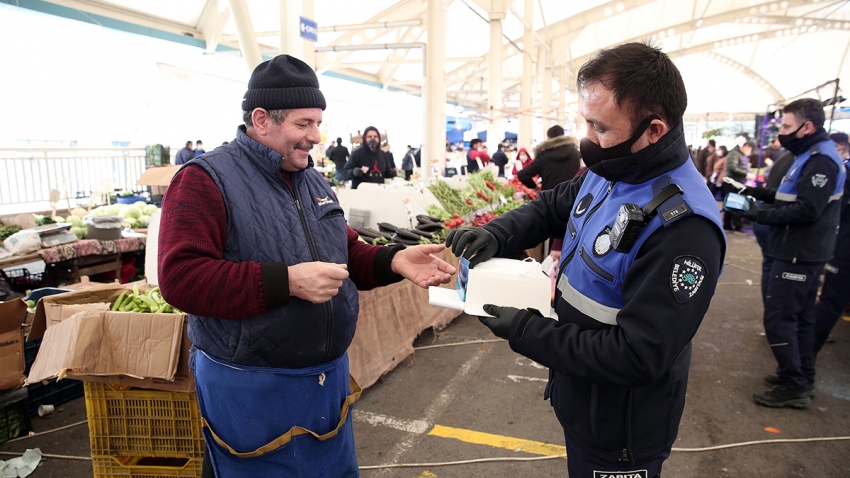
[185,126,358,369]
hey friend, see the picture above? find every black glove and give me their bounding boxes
[352,168,364,177]
[730,197,760,222]
[480,304,520,340]
[445,227,498,268]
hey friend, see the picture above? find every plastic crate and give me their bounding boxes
[84,382,205,458]
[0,388,32,443]
[91,455,202,478]
[0,268,44,294]
[26,378,85,417]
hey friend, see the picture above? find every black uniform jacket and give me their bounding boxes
[482,124,726,463]
[749,130,843,263]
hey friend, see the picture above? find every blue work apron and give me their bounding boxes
[193,350,361,477]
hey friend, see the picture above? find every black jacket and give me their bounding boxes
[175,147,194,165]
[749,130,842,263]
[835,159,850,261]
[482,123,725,462]
[518,135,581,190]
[329,145,350,171]
[342,147,397,189]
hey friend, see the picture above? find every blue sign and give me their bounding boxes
[299,16,318,42]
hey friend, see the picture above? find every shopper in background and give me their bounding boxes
[709,145,728,198]
[723,141,755,231]
[465,138,490,174]
[512,147,534,179]
[726,98,846,409]
[812,132,850,361]
[194,140,206,158]
[401,145,416,180]
[447,42,725,477]
[158,54,455,478]
[447,142,456,152]
[175,141,194,165]
[695,139,715,180]
[329,136,350,183]
[342,126,397,189]
[491,143,509,177]
[765,138,787,164]
[517,125,580,191]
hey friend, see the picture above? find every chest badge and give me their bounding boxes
[593,227,613,257]
[574,193,594,217]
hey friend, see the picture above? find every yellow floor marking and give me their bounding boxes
[428,424,567,457]
[413,471,437,478]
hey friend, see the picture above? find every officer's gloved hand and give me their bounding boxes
[732,197,761,222]
[722,177,748,194]
[445,227,498,268]
[480,304,520,340]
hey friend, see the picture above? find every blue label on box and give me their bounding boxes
[456,257,470,301]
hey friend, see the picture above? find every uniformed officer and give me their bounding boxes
[728,98,846,408]
[812,132,850,357]
[446,42,726,477]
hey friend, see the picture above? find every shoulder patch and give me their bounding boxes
[670,256,707,303]
[812,174,828,188]
[574,193,594,217]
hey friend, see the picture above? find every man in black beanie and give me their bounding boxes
[158,54,455,478]
[341,126,397,188]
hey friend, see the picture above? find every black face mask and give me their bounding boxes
[366,139,380,152]
[777,122,806,150]
[580,115,660,167]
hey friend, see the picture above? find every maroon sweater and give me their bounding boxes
[158,165,403,319]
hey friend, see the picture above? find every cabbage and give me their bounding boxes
[71,207,87,218]
[52,216,66,223]
[124,217,138,228]
[137,215,150,227]
[143,204,159,216]
[133,200,147,208]
[70,226,84,238]
[68,216,84,227]
[106,204,122,216]
[120,205,142,219]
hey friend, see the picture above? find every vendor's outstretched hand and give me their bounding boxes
[392,244,456,288]
[480,304,520,340]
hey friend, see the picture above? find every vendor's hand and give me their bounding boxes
[445,227,498,268]
[480,304,520,340]
[722,176,747,194]
[360,166,370,173]
[730,197,761,222]
[391,244,456,288]
[288,262,349,304]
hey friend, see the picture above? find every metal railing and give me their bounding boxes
[0,148,150,207]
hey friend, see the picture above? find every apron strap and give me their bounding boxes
[201,374,362,459]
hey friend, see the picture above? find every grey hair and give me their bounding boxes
[242,108,290,128]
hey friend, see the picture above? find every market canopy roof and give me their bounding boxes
[15,0,850,117]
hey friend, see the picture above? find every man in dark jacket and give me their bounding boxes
[175,141,194,165]
[729,98,846,408]
[342,126,396,188]
[695,139,715,180]
[518,125,581,190]
[401,145,416,180]
[328,136,349,182]
[723,141,755,230]
[446,42,725,477]
[158,55,455,477]
[491,143,509,177]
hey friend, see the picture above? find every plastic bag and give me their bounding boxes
[3,230,41,254]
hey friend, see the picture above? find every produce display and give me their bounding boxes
[353,215,449,246]
[90,202,160,230]
[111,284,183,314]
[0,224,21,242]
[426,172,529,230]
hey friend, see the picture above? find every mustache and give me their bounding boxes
[295,141,313,151]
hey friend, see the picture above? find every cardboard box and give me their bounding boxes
[0,300,26,390]
[136,165,181,187]
[26,283,194,392]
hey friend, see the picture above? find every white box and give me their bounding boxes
[429,258,551,317]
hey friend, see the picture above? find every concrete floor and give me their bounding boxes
[3,228,849,477]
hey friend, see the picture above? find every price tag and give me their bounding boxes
[499,194,508,205]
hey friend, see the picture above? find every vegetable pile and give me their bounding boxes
[111,284,183,314]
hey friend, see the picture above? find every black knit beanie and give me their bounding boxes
[242,55,326,112]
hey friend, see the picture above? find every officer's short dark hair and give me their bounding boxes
[577,41,687,127]
[547,125,564,138]
[783,98,825,129]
